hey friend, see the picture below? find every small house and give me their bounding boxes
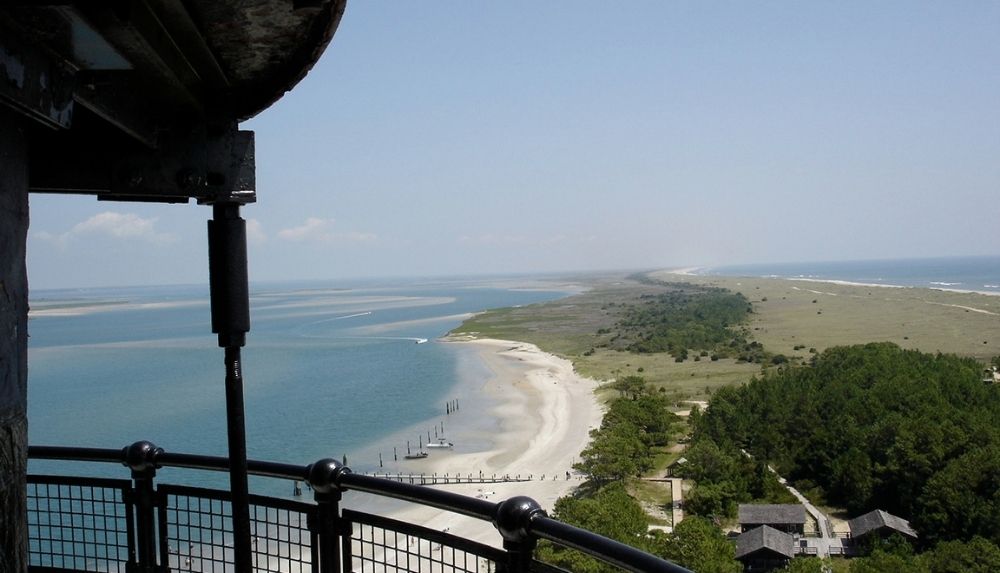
[735,525,795,572]
[739,504,807,535]
[848,509,917,544]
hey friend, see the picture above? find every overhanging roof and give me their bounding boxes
[735,525,795,560]
[739,504,806,526]
[1,1,346,203]
[849,509,918,539]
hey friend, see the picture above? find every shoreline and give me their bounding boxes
[370,337,603,546]
[662,270,1000,298]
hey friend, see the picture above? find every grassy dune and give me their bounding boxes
[452,271,1000,403]
[651,271,1000,362]
[451,274,762,401]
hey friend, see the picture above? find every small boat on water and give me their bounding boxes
[404,452,428,460]
[426,439,454,449]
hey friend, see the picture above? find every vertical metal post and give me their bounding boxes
[307,459,349,573]
[123,441,163,573]
[493,496,544,573]
[208,202,252,573]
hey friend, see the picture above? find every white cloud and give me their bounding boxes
[33,211,176,247]
[245,218,267,245]
[277,217,377,245]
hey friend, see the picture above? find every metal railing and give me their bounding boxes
[28,442,690,573]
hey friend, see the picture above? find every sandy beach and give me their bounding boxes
[373,337,604,547]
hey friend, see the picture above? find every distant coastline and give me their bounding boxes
[679,255,1000,297]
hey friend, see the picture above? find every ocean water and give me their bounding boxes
[27,277,571,496]
[702,255,1000,294]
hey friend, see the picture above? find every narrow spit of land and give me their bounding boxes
[383,270,1000,555]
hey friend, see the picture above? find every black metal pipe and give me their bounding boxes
[30,446,310,481]
[340,472,496,520]
[208,203,250,348]
[223,346,252,573]
[29,445,124,463]
[208,202,253,573]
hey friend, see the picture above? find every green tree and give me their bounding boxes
[684,481,739,518]
[915,444,1000,545]
[614,375,647,399]
[538,483,652,573]
[781,557,827,573]
[850,549,929,573]
[657,517,741,573]
[574,423,646,482]
[921,537,1000,573]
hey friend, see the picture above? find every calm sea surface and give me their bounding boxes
[703,255,1000,294]
[27,277,571,495]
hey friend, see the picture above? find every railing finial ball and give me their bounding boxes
[122,441,163,472]
[494,495,546,543]
[307,458,350,493]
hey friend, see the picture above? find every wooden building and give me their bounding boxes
[738,504,807,535]
[848,509,918,544]
[735,525,795,572]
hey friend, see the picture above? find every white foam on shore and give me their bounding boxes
[787,277,1000,297]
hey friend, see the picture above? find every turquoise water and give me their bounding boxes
[27,277,571,495]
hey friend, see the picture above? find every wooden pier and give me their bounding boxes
[357,472,568,485]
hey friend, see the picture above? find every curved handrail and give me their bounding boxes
[28,443,692,573]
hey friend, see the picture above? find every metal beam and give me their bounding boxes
[29,126,256,204]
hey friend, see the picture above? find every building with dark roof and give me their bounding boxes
[735,526,795,572]
[739,504,807,534]
[848,509,918,543]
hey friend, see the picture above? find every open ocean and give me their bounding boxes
[701,255,1000,295]
[27,277,572,496]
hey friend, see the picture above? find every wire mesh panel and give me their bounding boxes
[344,509,503,573]
[26,475,135,573]
[158,484,316,573]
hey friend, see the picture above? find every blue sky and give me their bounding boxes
[28,2,1000,289]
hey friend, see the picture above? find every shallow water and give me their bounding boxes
[27,277,570,498]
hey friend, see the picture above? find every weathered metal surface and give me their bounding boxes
[186,0,347,120]
[0,109,29,573]
[0,32,75,129]
[2,1,345,133]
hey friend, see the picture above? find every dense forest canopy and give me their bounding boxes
[597,282,768,363]
[506,275,1000,571]
[693,342,1000,547]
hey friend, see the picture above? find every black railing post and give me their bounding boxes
[493,496,545,573]
[122,441,164,573]
[307,458,350,573]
